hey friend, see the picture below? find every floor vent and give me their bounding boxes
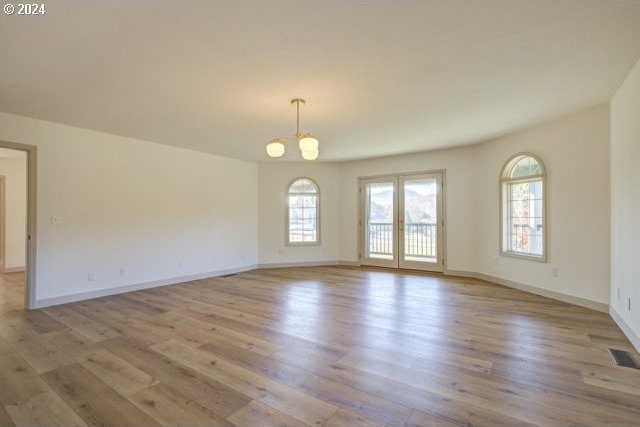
[608,349,640,369]
[220,273,238,278]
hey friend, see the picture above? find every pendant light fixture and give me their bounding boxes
[265,98,319,160]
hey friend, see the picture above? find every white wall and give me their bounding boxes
[0,153,27,270]
[610,56,640,349]
[256,106,611,309]
[475,105,611,305]
[334,107,611,306]
[338,146,478,272]
[258,162,341,265]
[0,112,258,304]
[0,104,614,312]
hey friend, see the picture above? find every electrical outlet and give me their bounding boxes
[617,288,621,300]
[119,268,126,276]
[177,261,183,269]
[211,258,216,264]
[88,272,95,281]
[551,268,558,277]
[51,215,62,225]
[628,297,631,311]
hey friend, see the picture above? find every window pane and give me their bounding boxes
[302,196,316,208]
[510,156,542,179]
[506,179,543,256]
[529,159,542,176]
[289,179,317,194]
[510,157,531,178]
[288,179,319,243]
[304,218,317,230]
[289,195,303,207]
[289,208,302,221]
[368,183,394,223]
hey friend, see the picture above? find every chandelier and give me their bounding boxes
[265,98,319,160]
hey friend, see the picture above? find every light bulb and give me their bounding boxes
[266,140,285,157]
[301,149,319,161]
[298,134,318,151]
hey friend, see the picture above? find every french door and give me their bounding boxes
[359,172,444,272]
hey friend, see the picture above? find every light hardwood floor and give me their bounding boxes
[1,267,639,427]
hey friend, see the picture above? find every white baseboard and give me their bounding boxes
[33,261,609,318]
[2,266,25,273]
[444,269,608,313]
[34,264,258,309]
[610,306,640,353]
[258,260,345,269]
[258,260,361,269]
[443,269,476,278]
[258,263,608,313]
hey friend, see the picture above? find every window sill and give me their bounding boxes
[286,242,321,247]
[500,251,546,263]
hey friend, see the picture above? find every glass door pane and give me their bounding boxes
[399,173,443,271]
[359,178,398,268]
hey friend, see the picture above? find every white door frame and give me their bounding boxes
[358,170,446,272]
[398,172,444,272]
[358,176,399,268]
[0,176,5,272]
[0,140,37,309]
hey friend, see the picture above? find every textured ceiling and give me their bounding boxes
[1,1,640,162]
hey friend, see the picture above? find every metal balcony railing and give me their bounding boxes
[368,223,394,255]
[404,223,437,258]
[367,222,437,258]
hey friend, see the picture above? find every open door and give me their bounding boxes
[0,141,36,309]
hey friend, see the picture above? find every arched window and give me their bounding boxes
[287,178,320,245]
[500,153,546,260]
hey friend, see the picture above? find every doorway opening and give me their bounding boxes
[358,171,445,272]
[0,141,37,309]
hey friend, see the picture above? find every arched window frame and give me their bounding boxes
[286,177,320,246]
[500,153,547,262]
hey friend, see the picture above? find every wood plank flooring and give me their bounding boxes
[1,267,639,426]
